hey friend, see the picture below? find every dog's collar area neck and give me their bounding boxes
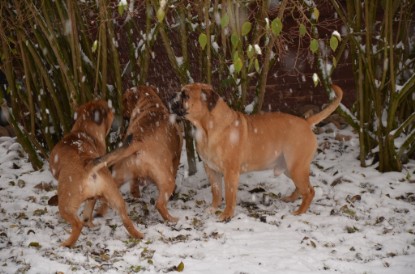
[77,131,96,143]
[79,131,105,151]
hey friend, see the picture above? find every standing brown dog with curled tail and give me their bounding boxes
[171,83,343,221]
[49,100,143,247]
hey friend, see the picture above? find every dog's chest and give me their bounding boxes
[198,149,222,172]
[195,132,223,172]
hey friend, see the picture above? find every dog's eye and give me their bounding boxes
[181,92,189,100]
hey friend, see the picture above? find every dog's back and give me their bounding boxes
[110,86,182,222]
[122,85,182,158]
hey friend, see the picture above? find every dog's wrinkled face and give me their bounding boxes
[170,83,219,121]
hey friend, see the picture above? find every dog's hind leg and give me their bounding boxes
[282,138,316,215]
[82,199,97,227]
[154,173,178,223]
[94,200,109,218]
[286,165,315,215]
[101,179,144,239]
[130,178,142,198]
[59,202,84,247]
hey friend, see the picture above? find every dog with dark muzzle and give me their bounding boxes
[171,83,343,221]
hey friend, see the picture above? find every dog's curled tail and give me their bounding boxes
[86,134,141,174]
[306,84,343,127]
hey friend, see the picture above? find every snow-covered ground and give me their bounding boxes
[0,125,414,274]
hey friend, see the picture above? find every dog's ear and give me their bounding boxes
[201,87,219,112]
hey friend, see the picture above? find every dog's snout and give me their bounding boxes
[169,92,187,117]
[168,92,178,103]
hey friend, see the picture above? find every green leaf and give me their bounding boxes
[118,2,126,16]
[234,56,243,74]
[233,51,240,62]
[247,45,255,59]
[29,242,41,248]
[313,7,320,21]
[254,58,260,73]
[330,35,339,52]
[248,58,254,71]
[346,226,359,233]
[221,14,230,28]
[130,265,142,273]
[177,261,184,272]
[156,8,165,23]
[310,39,319,54]
[33,208,48,216]
[92,40,98,53]
[332,56,337,68]
[141,247,155,260]
[241,21,252,36]
[198,33,208,50]
[231,33,240,48]
[271,18,283,36]
[299,23,306,37]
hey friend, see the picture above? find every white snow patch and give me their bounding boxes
[0,125,414,274]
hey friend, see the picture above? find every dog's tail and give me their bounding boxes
[306,84,343,127]
[86,134,140,174]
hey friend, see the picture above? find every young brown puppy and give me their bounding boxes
[171,83,343,221]
[49,100,143,247]
[94,86,183,222]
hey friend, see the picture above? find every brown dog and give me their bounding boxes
[171,83,343,221]
[49,100,143,247]
[93,86,183,223]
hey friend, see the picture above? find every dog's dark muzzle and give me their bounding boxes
[169,92,187,117]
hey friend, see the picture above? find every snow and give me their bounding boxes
[175,56,184,67]
[254,44,262,55]
[332,31,341,40]
[1,125,415,274]
[244,101,255,114]
[64,20,72,35]
[212,41,219,53]
[160,0,167,10]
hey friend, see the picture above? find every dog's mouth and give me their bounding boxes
[169,92,188,117]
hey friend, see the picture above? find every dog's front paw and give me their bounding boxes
[206,206,219,215]
[131,230,144,239]
[166,215,179,223]
[291,210,301,216]
[60,241,75,248]
[282,189,300,203]
[218,211,233,223]
[83,219,95,228]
